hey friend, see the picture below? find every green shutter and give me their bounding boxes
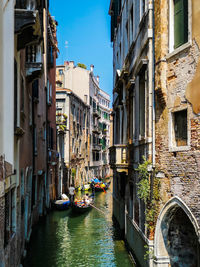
[174,0,188,49]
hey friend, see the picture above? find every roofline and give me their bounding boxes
[108,0,114,15]
[56,88,90,108]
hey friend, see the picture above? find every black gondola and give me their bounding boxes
[72,194,94,214]
[94,181,111,192]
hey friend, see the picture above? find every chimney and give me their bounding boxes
[68,61,74,68]
[90,64,94,72]
[96,75,100,83]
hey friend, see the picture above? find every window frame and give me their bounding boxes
[168,0,192,54]
[169,107,191,151]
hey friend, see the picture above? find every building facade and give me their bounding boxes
[56,88,90,190]
[56,62,111,187]
[0,1,58,266]
[154,0,200,266]
[109,0,200,266]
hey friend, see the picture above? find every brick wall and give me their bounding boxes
[154,0,200,226]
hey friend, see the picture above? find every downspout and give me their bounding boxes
[152,1,156,169]
[148,1,155,267]
[148,0,155,168]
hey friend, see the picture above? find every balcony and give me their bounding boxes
[91,161,102,167]
[93,108,101,118]
[15,1,41,50]
[25,44,43,80]
[92,125,101,134]
[56,113,67,134]
[92,144,101,151]
[102,129,108,136]
[109,145,128,173]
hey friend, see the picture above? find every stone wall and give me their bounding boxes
[154,1,200,264]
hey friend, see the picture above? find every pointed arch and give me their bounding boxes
[154,196,200,266]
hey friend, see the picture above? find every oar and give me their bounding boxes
[89,203,107,215]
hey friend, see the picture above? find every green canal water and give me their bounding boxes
[24,189,135,267]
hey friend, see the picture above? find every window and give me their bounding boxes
[32,79,39,100]
[79,140,81,153]
[14,60,18,130]
[84,95,88,103]
[34,126,37,155]
[174,0,188,49]
[29,95,32,126]
[93,151,100,161]
[169,0,189,51]
[21,170,25,217]
[59,69,63,75]
[173,109,187,146]
[21,76,25,112]
[139,70,146,138]
[126,21,129,47]
[130,5,134,43]
[72,138,74,153]
[4,193,10,246]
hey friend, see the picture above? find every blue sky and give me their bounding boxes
[49,0,113,100]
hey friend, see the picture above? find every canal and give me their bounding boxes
[24,188,135,267]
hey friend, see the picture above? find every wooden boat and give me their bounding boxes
[82,184,91,191]
[77,184,91,191]
[53,199,71,210]
[72,195,94,214]
[94,182,110,192]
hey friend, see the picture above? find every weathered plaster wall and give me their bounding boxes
[154,0,200,242]
[186,2,200,114]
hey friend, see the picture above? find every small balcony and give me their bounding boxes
[102,129,108,136]
[109,145,128,173]
[15,0,41,50]
[92,144,101,151]
[92,125,101,134]
[25,44,43,80]
[93,108,101,118]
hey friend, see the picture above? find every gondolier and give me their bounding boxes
[69,184,75,203]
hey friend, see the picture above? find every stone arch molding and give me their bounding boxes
[154,196,200,266]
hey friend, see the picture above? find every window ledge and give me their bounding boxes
[169,145,190,152]
[166,42,192,60]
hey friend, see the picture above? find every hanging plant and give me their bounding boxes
[136,156,160,239]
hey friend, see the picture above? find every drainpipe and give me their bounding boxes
[148,1,155,267]
[148,0,155,168]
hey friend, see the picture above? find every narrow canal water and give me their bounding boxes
[24,188,135,267]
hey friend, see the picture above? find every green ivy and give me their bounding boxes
[77,63,87,69]
[136,156,160,236]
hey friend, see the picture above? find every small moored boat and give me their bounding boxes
[82,184,91,191]
[53,199,71,210]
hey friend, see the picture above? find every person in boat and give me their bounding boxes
[69,184,75,203]
[90,180,95,192]
[83,194,90,205]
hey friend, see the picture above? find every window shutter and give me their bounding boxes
[174,0,188,49]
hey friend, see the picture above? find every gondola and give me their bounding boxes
[53,199,71,210]
[72,195,94,214]
[94,181,110,192]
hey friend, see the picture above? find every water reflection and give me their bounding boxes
[24,190,134,267]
